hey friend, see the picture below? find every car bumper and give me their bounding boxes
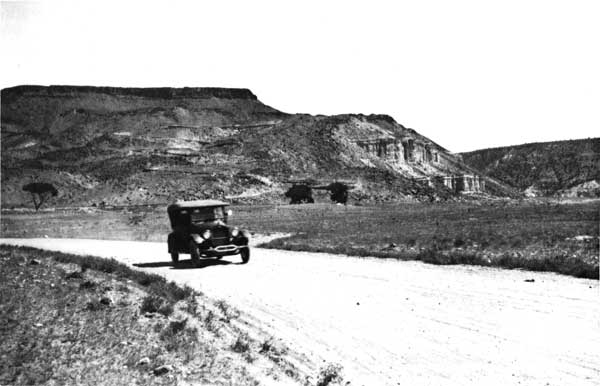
[200,244,248,257]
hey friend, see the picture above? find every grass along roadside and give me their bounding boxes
[0,245,312,386]
[253,202,599,279]
[260,236,598,279]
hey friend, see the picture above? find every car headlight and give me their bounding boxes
[202,229,212,240]
[231,227,239,237]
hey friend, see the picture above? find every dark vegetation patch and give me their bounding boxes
[0,246,203,385]
[316,363,344,386]
[140,295,174,317]
[231,333,251,354]
[48,249,195,302]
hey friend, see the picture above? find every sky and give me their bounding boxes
[1,0,598,152]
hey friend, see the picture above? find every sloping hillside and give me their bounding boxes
[461,138,600,197]
[2,85,508,208]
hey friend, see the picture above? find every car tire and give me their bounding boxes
[189,240,200,261]
[240,248,250,264]
[170,251,179,263]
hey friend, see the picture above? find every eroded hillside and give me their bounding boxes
[461,138,600,197]
[1,85,508,207]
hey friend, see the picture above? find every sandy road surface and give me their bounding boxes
[1,238,598,386]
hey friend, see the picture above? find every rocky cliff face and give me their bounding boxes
[461,138,600,196]
[1,85,501,207]
[1,85,285,148]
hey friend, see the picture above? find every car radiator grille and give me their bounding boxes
[211,229,230,246]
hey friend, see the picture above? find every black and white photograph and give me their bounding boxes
[1,1,598,385]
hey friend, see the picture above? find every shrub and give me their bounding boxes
[159,318,188,341]
[128,212,146,226]
[79,280,96,290]
[453,238,466,248]
[203,310,219,333]
[231,333,251,353]
[85,300,105,311]
[259,337,288,364]
[140,295,161,313]
[316,363,344,386]
[215,299,239,322]
[159,319,198,353]
[149,281,194,302]
[167,318,188,335]
[140,295,174,317]
[184,296,199,316]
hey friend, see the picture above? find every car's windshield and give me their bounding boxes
[189,206,225,223]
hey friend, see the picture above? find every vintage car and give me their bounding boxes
[167,200,250,264]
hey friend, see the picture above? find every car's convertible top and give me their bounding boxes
[167,200,230,212]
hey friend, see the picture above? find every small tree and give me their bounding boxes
[22,182,58,211]
[284,184,314,204]
[326,182,349,204]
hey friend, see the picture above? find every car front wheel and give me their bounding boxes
[240,248,250,264]
[189,240,200,261]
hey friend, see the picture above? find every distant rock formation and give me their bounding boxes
[461,138,600,196]
[1,85,259,100]
[341,115,488,191]
[416,175,485,193]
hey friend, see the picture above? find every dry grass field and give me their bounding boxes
[2,199,598,278]
[247,200,599,279]
[0,245,303,385]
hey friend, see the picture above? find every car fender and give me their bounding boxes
[242,230,251,240]
[190,233,203,244]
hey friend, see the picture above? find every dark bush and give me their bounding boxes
[453,238,466,248]
[140,295,174,317]
[316,363,344,386]
[231,333,251,353]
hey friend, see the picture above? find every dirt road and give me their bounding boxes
[1,238,598,386]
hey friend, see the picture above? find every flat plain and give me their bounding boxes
[2,199,598,278]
